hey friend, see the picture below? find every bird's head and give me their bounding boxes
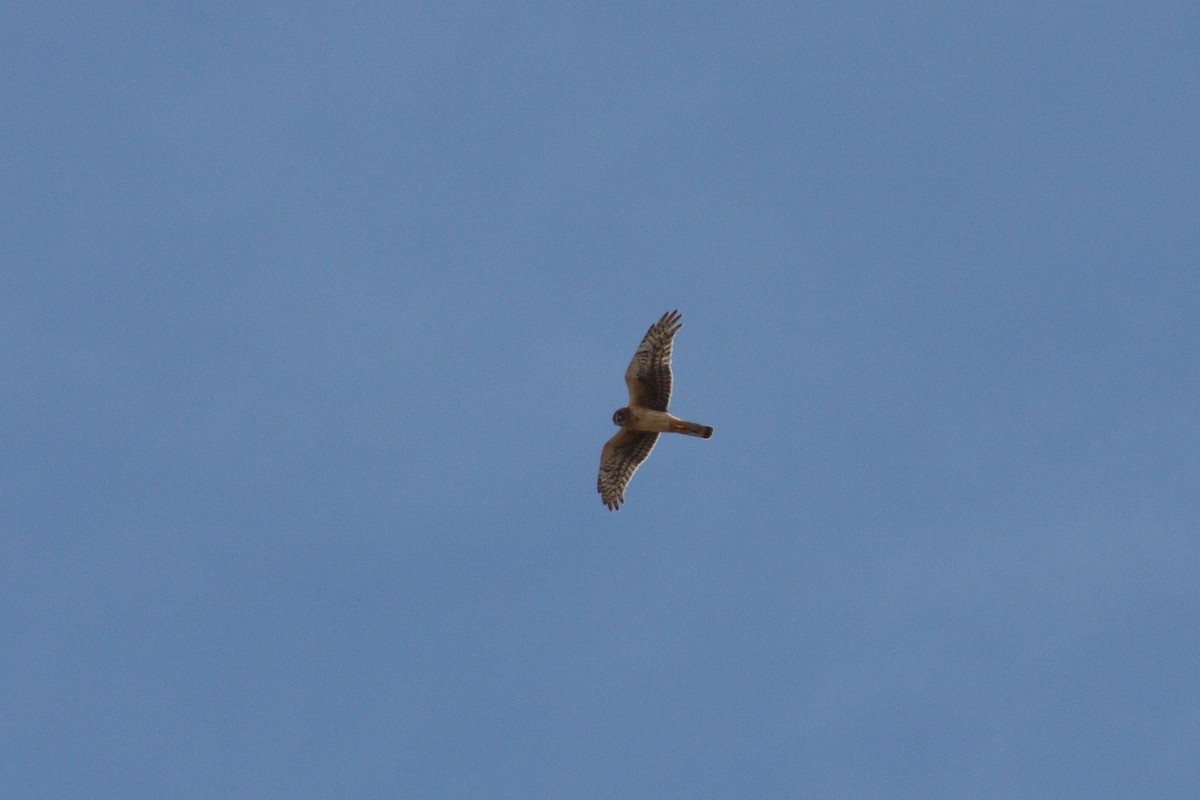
[612,407,631,426]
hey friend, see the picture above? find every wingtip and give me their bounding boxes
[600,488,624,510]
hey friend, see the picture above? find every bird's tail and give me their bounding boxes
[671,419,714,439]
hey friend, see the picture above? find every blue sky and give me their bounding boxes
[3,3,1198,797]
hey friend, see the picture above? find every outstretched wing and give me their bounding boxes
[598,429,659,511]
[624,310,682,411]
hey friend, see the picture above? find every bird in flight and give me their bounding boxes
[598,310,713,510]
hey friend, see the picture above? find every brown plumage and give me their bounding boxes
[598,310,713,510]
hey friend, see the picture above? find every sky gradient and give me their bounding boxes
[4,4,1199,798]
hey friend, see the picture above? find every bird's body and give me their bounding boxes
[612,406,714,438]
[598,310,713,510]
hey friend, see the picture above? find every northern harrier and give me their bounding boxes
[598,310,713,510]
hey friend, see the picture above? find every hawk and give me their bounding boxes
[598,310,714,510]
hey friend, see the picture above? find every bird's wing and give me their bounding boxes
[624,310,682,411]
[598,429,659,510]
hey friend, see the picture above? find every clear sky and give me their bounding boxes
[4,4,1198,798]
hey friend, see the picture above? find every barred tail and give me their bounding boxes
[672,419,714,439]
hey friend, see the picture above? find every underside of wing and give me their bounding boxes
[597,429,659,510]
[624,310,682,411]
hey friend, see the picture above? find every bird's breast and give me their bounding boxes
[626,408,676,433]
